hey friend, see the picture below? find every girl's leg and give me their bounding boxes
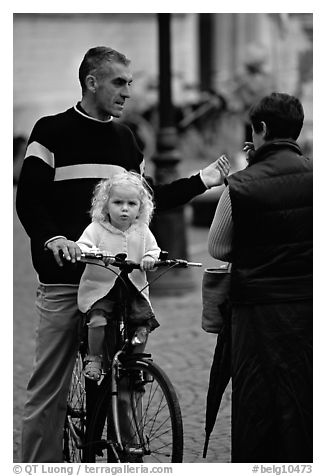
[88,325,106,356]
[84,310,107,381]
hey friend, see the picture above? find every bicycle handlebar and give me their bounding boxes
[80,249,202,269]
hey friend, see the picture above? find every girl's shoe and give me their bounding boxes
[83,355,103,381]
[131,326,149,346]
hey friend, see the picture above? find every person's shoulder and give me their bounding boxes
[138,222,150,232]
[81,221,106,240]
[110,119,133,134]
[111,120,143,145]
[32,107,75,132]
[301,155,313,173]
[130,222,148,235]
[89,221,103,231]
[142,223,156,238]
[110,120,143,160]
[227,166,251,186]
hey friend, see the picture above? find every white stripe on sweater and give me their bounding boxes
[25,141,55,168]
[54,164,126,181]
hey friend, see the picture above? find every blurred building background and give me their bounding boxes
[13,14,312,138]
[13,12,313,207]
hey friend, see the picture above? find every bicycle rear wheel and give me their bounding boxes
[87,358,183,463]
[63,351,86,462]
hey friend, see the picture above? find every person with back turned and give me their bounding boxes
[208,92,312,462]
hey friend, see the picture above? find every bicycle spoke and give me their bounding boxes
[63,352,86,462]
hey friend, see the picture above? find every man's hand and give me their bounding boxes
[46,238,82,267]
[201,154,230,188]
[243,142,255,163]
[140,256,156,271]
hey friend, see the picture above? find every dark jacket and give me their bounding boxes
[204,140,313,462]
[227,139,312,304]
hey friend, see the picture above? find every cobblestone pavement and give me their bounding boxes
[13,204,231,463]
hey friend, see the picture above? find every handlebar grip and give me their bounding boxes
[153,259,202,268]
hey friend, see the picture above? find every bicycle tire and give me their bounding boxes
[86,358,183,463]
[63,351,87,462]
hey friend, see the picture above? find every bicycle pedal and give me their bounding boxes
[128,448,144,457]
[123,447,144,463]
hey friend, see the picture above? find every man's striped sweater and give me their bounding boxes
[16,104,206,284]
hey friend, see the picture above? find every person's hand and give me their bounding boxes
[201,154,230,188]
[243,142,255,163]
[140,256,156,271]
[46,238,82,267]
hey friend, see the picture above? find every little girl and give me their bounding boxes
[77,171,161,381]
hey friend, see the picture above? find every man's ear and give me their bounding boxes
[85,74,97,94]
[261,121,267,139]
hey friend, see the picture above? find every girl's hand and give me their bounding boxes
[140,256,156,271]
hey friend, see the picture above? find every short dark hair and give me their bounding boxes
[249,92,304,140]
[79,46,130,93]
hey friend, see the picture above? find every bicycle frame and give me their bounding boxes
[80,256,152,456]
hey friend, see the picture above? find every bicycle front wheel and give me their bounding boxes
[87,358,183,463]
[63,351,86,462]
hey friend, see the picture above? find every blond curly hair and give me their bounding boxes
[90,171,154,226]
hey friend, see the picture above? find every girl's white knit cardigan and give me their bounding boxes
[77,220,160,313]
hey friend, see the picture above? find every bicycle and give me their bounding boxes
[63,250,201,463]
